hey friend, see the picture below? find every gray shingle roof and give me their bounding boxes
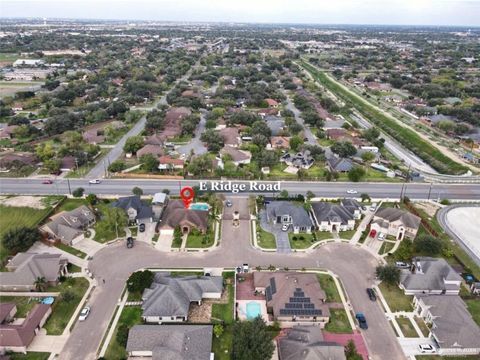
[126,324,213,360]
[142,274,223,318]
[374,207,421,230]
[311,202,353,225]
[327,156,353,172]
[417,295,480,349]
[112,195,152,220]
[42,205,94,242]
[266,201,313,228]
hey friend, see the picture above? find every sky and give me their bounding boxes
[1,0,479,26]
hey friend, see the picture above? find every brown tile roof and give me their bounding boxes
[265,98,279,107]
[159,200,208,233]
[82,130,105,144]
[144,134,164,146]
[0,152,36,168]
[219,127,240,146]
[136,144,164,158]
[60,156,76,170]
[0,303,16,323]
[158,156,184,166]
[270,136,290,149]
[326,128,347,140]
[220,146,251,163]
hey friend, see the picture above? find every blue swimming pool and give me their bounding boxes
[246,301,261,320]
[42,297,54,305]
[190,203,210,211]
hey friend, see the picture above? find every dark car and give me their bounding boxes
[126,237,134,248]
[139,223,145,232]
[355,313,368,329]
[366,288,376,301]
[42,179,53,184]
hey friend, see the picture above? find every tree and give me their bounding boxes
[362,127,380,142]
[279,190,289,198]
[289,135,304,152]
[345,340,363,360]
[200,130,224,152]
[44,159,61,174]
[173,225,183,246]
[108,160,126,173]
[62,290,76,302]
[331,141,357,158]
[116,324,129,347]
[86,194,97,205]
[361,151,376,163]
[132,187,143,196]
[306,191,315,200]
[232,318,275,360]
[34,277,47,292]
[376,265,400,286]
[72,187,85,198]
[360,193,371,202]
[213,324,224,338]
[97,207,128,239]
[3,227,40,253]
[348,166,366,182]
[414,235,443,256]
[140,153,159,173]
[126,270,154,293]
[123,135,144,154]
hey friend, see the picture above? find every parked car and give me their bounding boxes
[79,306,91,321]
[378,233,385,241]
[225,200,233,207]
[395,261,409,269]
[42,180,53,184]
[370,203,377,211]
[346,189,358,194]
[355,313,368,329]
[369,229,377,238]
[418,344,436,354]
[139,223,145,232]
[89,179,101,184]
[282,224,289,232]
[126,237,134,249]
[366,288,376,301]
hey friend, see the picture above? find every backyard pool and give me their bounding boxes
[246,301,261,319]
[189,203,210,211]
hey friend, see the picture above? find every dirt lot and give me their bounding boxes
[0,195,47,209]
[414,201,440,218]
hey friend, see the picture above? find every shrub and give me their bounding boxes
[72,187,84,198]
[3,227,40,253]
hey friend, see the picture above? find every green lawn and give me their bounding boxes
[129,226,138,238]
[186,226,215,248]
[0,296,37,317]
[55,242,87,259]
[94,204,126,243]
[396,317,418,337]
[466,299,480,327]
[8,353,50,360]
[378,282,413,312]
[338,229,356,240]
[104,306,143,360]
[56,198,88,212]
[315,231,335,241]
[256,223,276,249]
[325,309,352,333]
[317,274,342,303]
[171,234,183,248]
[379,241,395,255]
[212,324,234,360]
[44,277,89,335]
[211,284,234,324]
[0,204,53,263]
[67,263,82,273]
[414,316,430,337]
[289,232,316,249]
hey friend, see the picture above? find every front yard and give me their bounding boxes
[396,316,418,337]
[317,274,342,303]
[289,231,334,249]
[325,309,352,333]
[338,229,356,240]
[186,223,216,248]
[378,282,413,312]
[8,353,50,360]
[465,299,480,326]
[256,222,276,249]
[104,306,143,360]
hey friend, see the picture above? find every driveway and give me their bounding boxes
[258,209,291,253]
[397,337,437,357]
[136,222,156,244]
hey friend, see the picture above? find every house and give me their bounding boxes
[0,303,52,353]
[281,151,314,170]
[219,127,241,147]
[220,146,252,166]
[325,128,347,141]
[126,325,213,360]
[266,201,314,233]
[13,59,45,67]
[0,125,18,140]
[158,155,184,170]
[278,326,346,360]
[257,107,279,117]
[264,115,285,136]
[141,273,223,323]
[413,295,480,356]
[40,205,96,245]
[0,152,37,170]
[370,207,421,241]
[310,202,356,232]
[152,192,169,221]
[326,156,353,173]
[60,156,76,172]
[265,98,279,108]
[400,257,462,295]
[340,199,362,219]
[136,144,164,158]
[0,253,68,291]
[112,196,153,224]
[144,133,164,147]
[269,136,290,150]
[82,130,105,145]
[161,107,192,139]
[158,200,208,235]
[253,272,330,326]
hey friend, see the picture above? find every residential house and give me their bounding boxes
[0,152,37,170]
[219,127,241,147]
[266,201,314,233]
[257,107,279,117]
[220,146,252,166]
[281,151,314,170]
[310,202,356,232]
[136,144,164,158]
[40,205,96,245]
[112,196,153,224]
[0,253,68,291]
[340,198,362,220]
[278,326,346,360]
[370,207,421,241]
[0,125,18,140]
[265,98,279,108]
[152,192,169,221]
[269,136,290,150]
[60,156,76,172]
[161,107,192,139]
[413,295,480,356]
[0,304,52,353]
[158,155,184,170]
[325,128,347,141]
[144,133,164,147]
[126,325,213,360]
[13,59,45,67]
[158,200,208,235]
[253,272,330,326]
[264,115,285,136]
[82,130,105,145]
[326,156,353,173]
[400,257,462,295]
[141,273,223,323]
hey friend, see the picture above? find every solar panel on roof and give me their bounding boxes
[290,297,311,303]
[304,303,314,309]
[293,291,305,297]
[266,287,272,302]
[270,278,277,294]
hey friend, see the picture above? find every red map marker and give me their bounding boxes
[180,186,194,209]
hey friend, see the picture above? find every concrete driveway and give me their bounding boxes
[258,210,291,253]
[398,337,437,357]
[136,222,156,244]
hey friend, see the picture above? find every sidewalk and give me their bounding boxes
[98,290,128,357]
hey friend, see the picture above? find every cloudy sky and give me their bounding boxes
[1,0,479,26]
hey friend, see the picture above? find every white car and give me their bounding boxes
[378,233,385,241]
[346,189,358,194]
[89,179,101,184]
[79,306,91,321]
[418,344,436,354]
[282,224,289,232]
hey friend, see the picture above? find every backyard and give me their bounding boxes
[378,282,413,312]
[0,296,37,317]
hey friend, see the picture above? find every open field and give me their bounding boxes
[0,81,43,97]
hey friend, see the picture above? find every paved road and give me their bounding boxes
[2,178,480,201]
[59,216,404,360]
[176,112,208,156]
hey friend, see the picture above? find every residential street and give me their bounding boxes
[176,111,208,156]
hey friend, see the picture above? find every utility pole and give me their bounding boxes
[427,183,433,201]
[67,178,72,195]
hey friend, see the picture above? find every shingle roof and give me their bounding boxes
[417,295,480,349]
[220,146,251,163]
[127,324,213,360]
[311,202,354,225]
[112,196,152,220]
[159,200,208,232]
[327,156,353,172]
[42,205,94,242]
[0,303,16,323]
[266,201,313,228]
[374,207,421,230]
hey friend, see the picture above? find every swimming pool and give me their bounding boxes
[189,203,210,211]
[246,301,261,320]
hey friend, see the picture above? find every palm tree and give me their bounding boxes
[34,276,47,292]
